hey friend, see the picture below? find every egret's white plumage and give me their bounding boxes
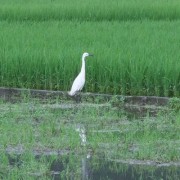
[68,52,92,96]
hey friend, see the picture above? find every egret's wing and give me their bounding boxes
[69,73,85,96]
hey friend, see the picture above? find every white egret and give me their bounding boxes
[68,52,93,96]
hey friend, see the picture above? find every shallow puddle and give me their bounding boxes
[6,152,180,180]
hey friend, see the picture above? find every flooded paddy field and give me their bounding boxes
[0,88,180,179]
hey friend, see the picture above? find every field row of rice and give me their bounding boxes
[0,0,180,21]
[0,0,180,97]
[0,20,180,96]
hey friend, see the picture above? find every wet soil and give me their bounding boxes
[0,87,169,106]
[0,87,170,118]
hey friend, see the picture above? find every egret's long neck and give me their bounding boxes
[80,56,86,75]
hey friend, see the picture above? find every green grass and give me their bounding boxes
[0,20,180,96]
[0,0,180,21]
[0,97,180,178]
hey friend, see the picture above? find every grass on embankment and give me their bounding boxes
[0,0,180,21]
[0,20,180,96]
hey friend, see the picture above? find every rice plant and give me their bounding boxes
[0,0,180,21]
[0,20,180,96]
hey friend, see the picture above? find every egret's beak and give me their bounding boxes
[89,54,93,56]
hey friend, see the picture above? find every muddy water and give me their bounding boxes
[7,152,180,180]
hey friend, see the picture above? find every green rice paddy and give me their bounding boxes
[0,0,180,97]
[0,0,180,21]
[1,1,180,178]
